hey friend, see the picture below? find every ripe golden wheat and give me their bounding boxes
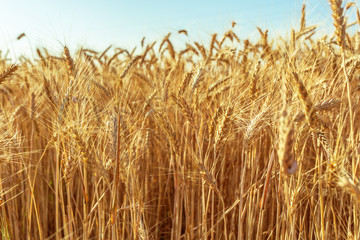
[0,1,360,239]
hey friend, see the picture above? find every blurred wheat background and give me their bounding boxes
[1,1,360,239]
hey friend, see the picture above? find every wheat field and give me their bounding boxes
[1,1,360,239]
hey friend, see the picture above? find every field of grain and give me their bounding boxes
[0,2,360,239]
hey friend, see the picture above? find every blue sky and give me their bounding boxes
[0,0,351,60]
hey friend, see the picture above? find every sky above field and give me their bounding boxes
[0,0,354,60]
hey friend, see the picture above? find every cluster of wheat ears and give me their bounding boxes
[1,1,360,239]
